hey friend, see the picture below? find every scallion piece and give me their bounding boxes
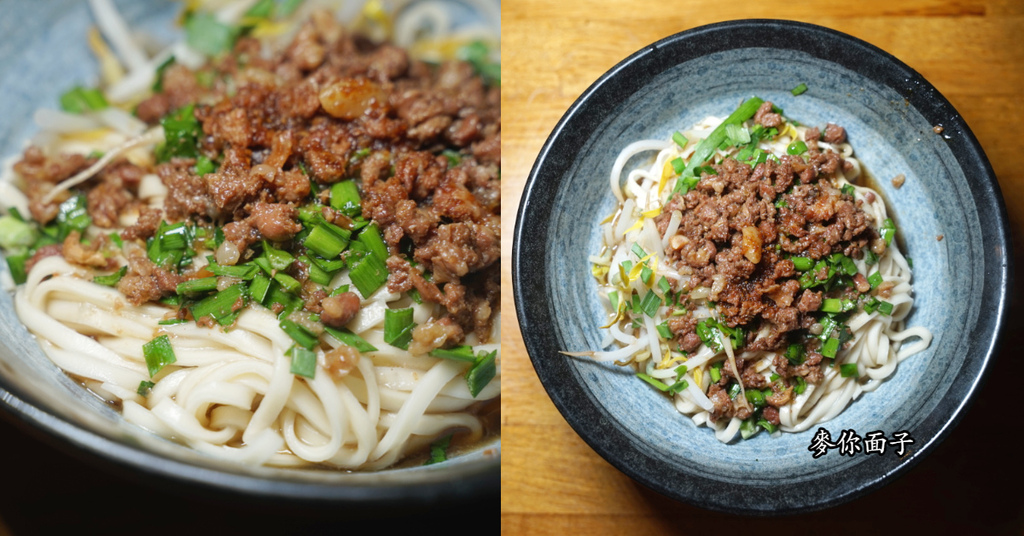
[867,271,883,289]
[207,262,259,280]
[745,388,766,407]
[330,181,362,217]
[672,131,688,147]
[190,283,247,325]
[155,104,200,162]
[740,418,760,439]
[673,96,764,193]
[349,251,389,298]
[670,157,685,175]
[137,380,156,396]
[790,83,808,96]
[288,345,317,379]
[725,124,751,145]
[358,223,388,263]
[880,218,896,245]
[791,256,813,271]
[304,222,350,259]
[424,434,452,465]
[656,321,672,339]
[176,276,219,295]
[639,290,662,318]
[794,376,807,394]
[821,336,840,358]
[300,255,334,286]
[466,350,497,397]
[876,300,894,316]
[249,273,271,304]
[142,335,177,377]
[195,155,216,175]
[630,243,646,259]
[657,276,671,295]
[280,319,319,350]
[864,250,879,266]
[59,86,108,114]
[841,183,855,196]
[757,419,778,434]
[93,266,127,287]
[787,140,808,155]
[785,343,805,365]
[157,318,187,326]
[323,326,377,352]
[709,363,722,383]
[384,308,416,350]
[637,373,669,391]
[273,272,302,294]
[431,345,477,362]
[840,363,858,378]
[185,12,241,56]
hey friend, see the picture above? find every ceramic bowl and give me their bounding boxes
[513,19,1010,514]
[0,0,498,505]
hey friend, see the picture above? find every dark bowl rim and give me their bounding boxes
[512,18,1012,515]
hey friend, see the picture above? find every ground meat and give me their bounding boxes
[823,123,846,144]
[408,317,464,356]
[323,344,360,380]
[319,292,361,328]
[9,12,500,350]
[753,101,783,128]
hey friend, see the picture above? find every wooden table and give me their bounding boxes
[501,0,1024,532]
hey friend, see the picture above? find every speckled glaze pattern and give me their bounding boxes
[0,0,497,505]
[514,20,1010,514]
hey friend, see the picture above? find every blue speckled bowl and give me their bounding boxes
[0,0,498,506]
[513,19,1010,514]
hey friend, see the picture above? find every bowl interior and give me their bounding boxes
[0,0,498,502]
[515,20,1007,514]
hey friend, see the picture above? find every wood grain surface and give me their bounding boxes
[501,0,1024,533]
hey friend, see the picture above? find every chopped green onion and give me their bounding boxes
[793,376,807,394]
[143,335,177,377]
[155,104,200,162]
[696,319,724,352]
[740,418,760,439]
[745,389,766,407]
[676,176,700,194]
[288,345,317,379]
[880,218,896,245]
[657,276,671,295]
[0,215,37,252]
[430,345,477,362]
[639,265,653,286]
[787,140,808,155]
[867,271,883,289]
[821,336,840,358]
[876,299,894,316]
[93,266,127,287]
[639,290,662,318]
[666,379,689,395]
[190,283,247,325]
[728,382,741,399]
[358,223,388,263]
[709,363,722,383]
[195,155,216,175]
[840,363,858,378]
[59,86,108,114]
[672,131,688,147]
[673,97,764,193]
[757,419,778,434]
[207,262,259,280]
[323,326,377,352]
[820,298,855,313]
[152,55,176,92]
[185,12,241,56]
[864,250,878,266]
[670,157,685,175]
[137,380,156,396]
[790,83,808,96]
[785,343,806,365]
[424,434,452,465]
[176,277,219,295]
[466,350,497,397]
[457,40,500,87]
[384,308,415,350]
[630,243,646,259]
[725,124,751,145]
[348,251,389,298]
[248,273,271,304]
[303,222,350,259]
[791,256,813,271]
[157,318,187,326]
[637,373,669,391]
[330,181,362,217]
[656,321,672,339]
[280,319,319,350]
[841,183,855,196]
[245,0,275,18]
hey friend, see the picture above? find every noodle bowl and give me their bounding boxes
[0,0,500,471]
[585,98,931,442]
